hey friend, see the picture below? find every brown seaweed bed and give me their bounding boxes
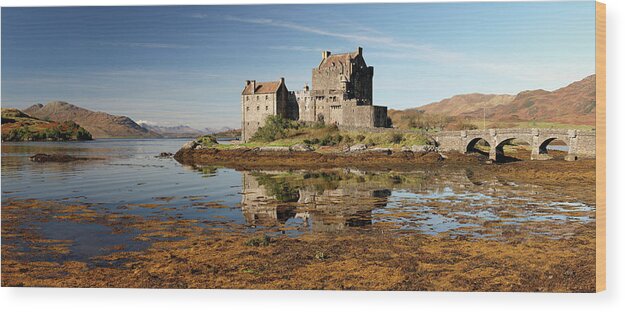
[1,157,597,291]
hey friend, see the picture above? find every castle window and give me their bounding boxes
[256,106,259,111]
[246,96,249,101]
[246,107,249,111]
[265,95,269,100]
[256,96,259,100]
[265,106,268,111]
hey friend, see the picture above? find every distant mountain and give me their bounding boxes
[391,74,596,127]
[203,126,235,134]
[23,101,161,139]
[2,108,92,142]
[138,122,205,138]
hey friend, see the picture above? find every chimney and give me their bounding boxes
[280,77,285,84]
[322,51,331,60]
[251,80,256,94]
[245,80,250,85]
[357,47,363,55]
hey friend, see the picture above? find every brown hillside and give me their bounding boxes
[24,101,161,139]
[418,93,515,116]
[391,75,596,128]
[473,75,596,125]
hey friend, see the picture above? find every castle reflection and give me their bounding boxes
[241,170,394,232]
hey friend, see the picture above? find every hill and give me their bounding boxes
[418,93,515,116]
[24,101,161,139]
[390,74,596,129]
[138,122,205,138]
[472,74,596,125]
[1,108,93,142]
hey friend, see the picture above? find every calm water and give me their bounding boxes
[1,139,594,262]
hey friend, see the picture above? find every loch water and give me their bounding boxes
[1,139,594,263]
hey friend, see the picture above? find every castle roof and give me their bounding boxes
[241,80,282,95]
[318,47,363,69]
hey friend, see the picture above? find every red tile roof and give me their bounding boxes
[242,81,281,95]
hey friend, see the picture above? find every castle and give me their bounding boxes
[241,47,389,142]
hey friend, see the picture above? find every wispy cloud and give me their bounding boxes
[224,15,463,62]
[268,45,346,53]
[99,41,191,49]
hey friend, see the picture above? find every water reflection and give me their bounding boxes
[236,168,594,237]
[242,171,392,232]
[2,140,596,264]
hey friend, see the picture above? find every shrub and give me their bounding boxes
[250,115,298,142]
[196,134,218,147]
[76,127,92,140]
[319,134,343,146]
[388,132,403,144]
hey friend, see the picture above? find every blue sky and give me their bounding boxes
[1,2,596,129]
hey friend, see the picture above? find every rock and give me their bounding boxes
[29,153,81,162]
[367,148,392,155]
[410,145,427,153]
[194,145,204,150]
[564,154,578,161]
[410,145,438,153]
[156,152,173,158]
[348,144,367,152]
[181,140,198,150]
[258,146,291,152]
[400,146,412,152]
[290,143,313,152]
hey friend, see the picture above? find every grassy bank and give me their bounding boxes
[202,116,432,150]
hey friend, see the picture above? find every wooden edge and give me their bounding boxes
[595,0,606,293]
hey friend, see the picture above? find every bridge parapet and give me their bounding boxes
[434,128,596,162]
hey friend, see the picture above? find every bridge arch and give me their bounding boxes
[536,137,569,159]
[494,137,532,162]
[465,137,492,155]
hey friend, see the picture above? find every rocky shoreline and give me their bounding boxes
[173,145,478,170]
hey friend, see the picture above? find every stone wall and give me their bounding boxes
[241,81,290,142]
[435,128,596,161]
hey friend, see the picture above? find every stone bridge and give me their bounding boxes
[434,128,596,162]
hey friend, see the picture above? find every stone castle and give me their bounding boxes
[241,47,389,142]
